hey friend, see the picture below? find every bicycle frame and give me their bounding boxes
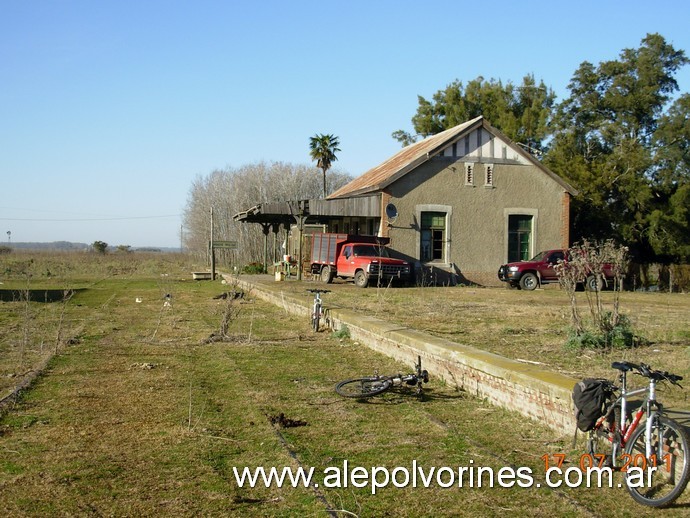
[390,356,429,395]
[335,355,429,398]
[307,289,330,332]
[597,368,663,466]
[586,361,689,507]
[313,292,322,315]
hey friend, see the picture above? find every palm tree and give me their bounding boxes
[309,133,341,197]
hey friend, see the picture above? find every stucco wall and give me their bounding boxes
[386,159,568,286]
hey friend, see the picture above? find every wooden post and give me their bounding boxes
[272,223,280,265]
[261,223,270,273]
[210,207,216,281]
[297,215,304,281]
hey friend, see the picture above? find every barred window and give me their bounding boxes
[485,164,494,186]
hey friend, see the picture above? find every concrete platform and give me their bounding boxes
[229,274,579,435]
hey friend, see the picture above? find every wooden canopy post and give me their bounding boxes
[296,218,303,281]
[271,223,281,264]
[260,223,271,273]
[296,202,307,281]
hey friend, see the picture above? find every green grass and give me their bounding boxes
[264,278,690,408]
[1,252,690,515]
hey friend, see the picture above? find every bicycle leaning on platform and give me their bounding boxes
[335,355,429,399]
[577,361,690,508]
[306,289,330,332]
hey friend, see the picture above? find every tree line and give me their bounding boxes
[182,162,352,265]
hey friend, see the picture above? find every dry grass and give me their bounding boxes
[268,277,690,408]
[1,254,690,515]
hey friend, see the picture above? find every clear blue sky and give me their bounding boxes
[2,0,689,248]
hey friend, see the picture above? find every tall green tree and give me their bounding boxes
[546,33,689,263]
[309,133,341,197]
[392,75,555,155]
[647,93,690,261]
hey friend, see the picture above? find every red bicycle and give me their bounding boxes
[585,361,690,507]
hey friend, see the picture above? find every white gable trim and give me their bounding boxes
[437,128,529,165]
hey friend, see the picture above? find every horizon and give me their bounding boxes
[4,240,181,251]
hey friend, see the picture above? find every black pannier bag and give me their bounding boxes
[572,378,610,432]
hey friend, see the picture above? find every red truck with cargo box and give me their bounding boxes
[309,233,411,288]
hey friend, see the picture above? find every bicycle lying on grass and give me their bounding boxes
[335,355,429,399]
[576,361,690,508]
[306,289,330,332]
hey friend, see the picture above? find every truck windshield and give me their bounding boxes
[529,251,549,262]
[352,245,389,258]
[528,251,567,262]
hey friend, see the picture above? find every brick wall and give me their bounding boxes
[561,192,571,248]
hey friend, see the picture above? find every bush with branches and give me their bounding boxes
[555,240,639,349]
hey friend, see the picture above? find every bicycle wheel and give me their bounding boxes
[335,377,391,398]
[311,303,321,332]
[587,407,621,468]
[624,415,690,508]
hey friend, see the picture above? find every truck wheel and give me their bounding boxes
[354,271,369,288]
[320,266,334,284]
[585,274,603,292]
[519,273,538,291]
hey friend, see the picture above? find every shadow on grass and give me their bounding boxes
[341,387,467,405]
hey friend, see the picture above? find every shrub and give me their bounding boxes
[332,325,350,340]
[242,262,265,274]
[556,240,646,350]
[565,314,640,350]
[92,241,108,254]
[565,329,605,350]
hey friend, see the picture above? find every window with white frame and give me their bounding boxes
[508,214,532,262]
[420,211,446,262]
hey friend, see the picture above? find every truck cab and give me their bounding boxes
[310,233,411,288]
[498,249,613,291]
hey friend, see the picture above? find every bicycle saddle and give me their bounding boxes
[611,361,638,372]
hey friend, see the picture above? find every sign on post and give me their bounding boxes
[209,240,239,281]
[212,240,238,250]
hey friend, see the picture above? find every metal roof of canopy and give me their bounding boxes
[233,195,382,225]
[233,201,306,226]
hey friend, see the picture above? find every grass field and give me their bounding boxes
[267,276,690,409]
[1,252,690,516]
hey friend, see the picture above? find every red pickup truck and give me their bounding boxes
[310,233,411,288]
[497,249,614,291]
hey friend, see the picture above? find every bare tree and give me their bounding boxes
[182,161,352,264]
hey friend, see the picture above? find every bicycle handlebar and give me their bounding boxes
[306,289,331,294]
[611,361,683,387]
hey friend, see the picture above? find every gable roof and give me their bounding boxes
[327,116,577,199]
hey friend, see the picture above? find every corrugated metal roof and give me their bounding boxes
[327,117,482,199]
[327,116,577,199]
